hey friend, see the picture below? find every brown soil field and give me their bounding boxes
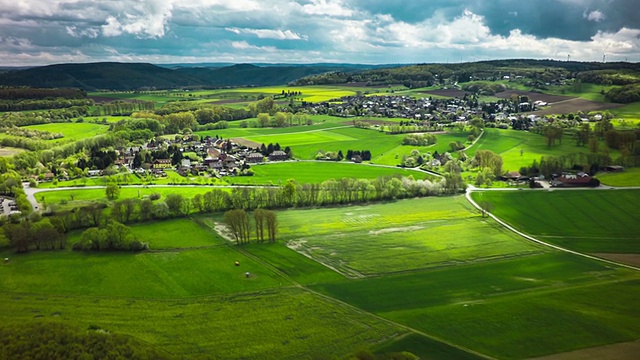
[422,89,470,98]
[530,340,640,360]
[531,98,623,116]
[494,90,573,103]
[231,137,261,148]
[592,253,640,268]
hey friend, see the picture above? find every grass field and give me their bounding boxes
[130,218,227,249]
[467,128,617,172]
[264,196,546,275]
[596,168,640,186]
[0,289,402,359]
[23,123,109,141]
[231,162,433,185]
[470,189,640,253]
[37,186,222,210]
[311,252,640,358]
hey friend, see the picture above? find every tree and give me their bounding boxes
[254,208,267,242]
[264,210,278,243]
[257,113,270,128]
[224,209,251,244]
[273,112,287,127]
[105,183,120,200]
[478,201,493,218]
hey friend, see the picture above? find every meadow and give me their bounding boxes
[23,122,109,142]
[466,128,616,172]
[596,167,640,186]
[266,196,546,275]
[231,162,433,185]
[470,189,640,253]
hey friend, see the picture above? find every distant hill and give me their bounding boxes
[292,59,640,88]
[0,62,370,90]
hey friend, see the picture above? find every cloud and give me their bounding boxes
[300,0,353,17]
[226,28,308,40]
[0,0,639,65]
[585,9,606,22]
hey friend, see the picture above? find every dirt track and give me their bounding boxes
[422,89,470,98]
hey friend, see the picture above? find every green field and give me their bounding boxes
[311,252,640,358]
[467,128,616,172]
[0,289,402,359]
[23,123,109,141]
[596,168,640,186]
[232,162,433,185]
[265,196,545,275]
[470,189,640,253]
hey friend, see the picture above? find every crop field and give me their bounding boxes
[268,196,545,275]
[231,162,431,185]
[470,189,640,254]
[23,122,109,141]
[597,168,640,186]
[311,253,640,359]
[0,289,402,359]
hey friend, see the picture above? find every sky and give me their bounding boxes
[0,0,639,66]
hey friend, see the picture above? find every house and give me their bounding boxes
[269,150,288,161]
[181,159,192,168]
[246,153,264,164]
[152,159,172,169]
[87,170,102,177]
[551,173,600,187]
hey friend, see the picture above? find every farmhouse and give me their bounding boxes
[152,159,172,169]
[269,150,288,161]
[551,173,600,187]
[246,153,264,163]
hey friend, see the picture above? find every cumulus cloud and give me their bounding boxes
[0,0,639,65]
[226,28,308,40]
[584,9,606,22]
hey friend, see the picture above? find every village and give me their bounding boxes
[39,135,291,183]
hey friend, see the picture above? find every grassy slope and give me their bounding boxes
[467,128,615,172]
[471,189,640,253]
[23,123,109,142]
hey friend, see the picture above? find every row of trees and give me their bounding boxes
[224,208,278,244]
[2,216,64,253]
[0,98,92,112]
[402,133,437,146]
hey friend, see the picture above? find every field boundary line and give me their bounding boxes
[465,189,640,272]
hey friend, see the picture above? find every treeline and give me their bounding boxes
[0,106,91,126]
[2,215,65,253]
[1,127,63,140]
[0,322,174,360]
[39,175,460,237]
[520,152,614,177]
[0,87,86,100]
[576,69,640,86]
[605,84,640,103]
[0,98,93,111]
[94,100,155,116]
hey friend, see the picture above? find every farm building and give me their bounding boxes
[604,165,624,172]
[551,173,600,188]
[269,151,288,161]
